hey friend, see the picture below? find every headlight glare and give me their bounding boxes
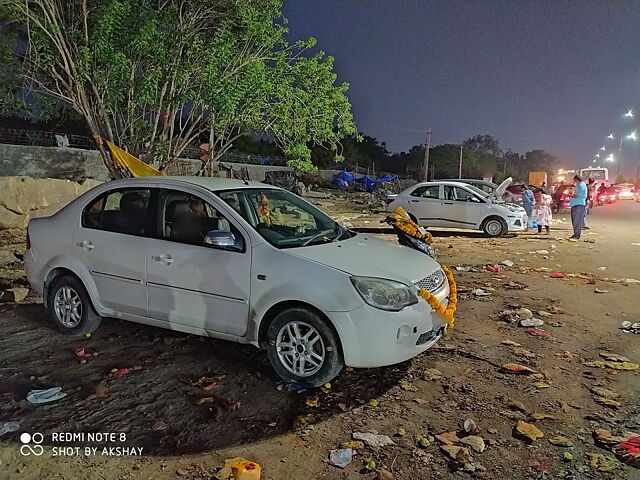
[351,276,418,311]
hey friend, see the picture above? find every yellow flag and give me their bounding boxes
[103,139,164,177]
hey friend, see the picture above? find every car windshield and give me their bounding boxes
[217,188,349,248]
[464,184,491,198]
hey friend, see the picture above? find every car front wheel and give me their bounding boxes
[47,275,102,337]
[266,307,344,388]
[483,217,507,237]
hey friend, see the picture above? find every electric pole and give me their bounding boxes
[459,144,463,178]
[422,129,432,181]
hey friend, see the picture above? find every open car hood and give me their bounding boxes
[491,177,513,199]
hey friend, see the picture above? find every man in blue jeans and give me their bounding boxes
[569,174,587,239]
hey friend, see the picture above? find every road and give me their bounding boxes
[0,199,639,479]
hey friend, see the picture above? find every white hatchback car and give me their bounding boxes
[25,177,451,387]
[386,179,527,237]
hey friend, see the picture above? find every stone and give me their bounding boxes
[460,435,485,453]
[440,445,472,463]
[0,287,29,303]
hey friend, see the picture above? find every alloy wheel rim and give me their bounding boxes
[487,221,501,235]
[54,286,82,328]
[276,321,325,377]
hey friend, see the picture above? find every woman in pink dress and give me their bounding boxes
[536,191,553,234]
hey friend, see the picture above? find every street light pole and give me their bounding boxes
[422,129,432,181]
[618,137,623,175]
[459,144,463,178]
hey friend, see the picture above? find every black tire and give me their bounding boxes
[47,275,102,337]
[482,217,507,237]
[266,307,344,388]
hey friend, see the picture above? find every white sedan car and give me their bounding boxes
[25,177,451,387]
[386,179,527,237]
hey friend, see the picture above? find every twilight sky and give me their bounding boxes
[283,0,640,175]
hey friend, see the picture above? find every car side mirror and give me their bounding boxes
[204,230,237,248]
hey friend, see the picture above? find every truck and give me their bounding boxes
[528,171,547,186]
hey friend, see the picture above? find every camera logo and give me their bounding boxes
[20,432,44,456]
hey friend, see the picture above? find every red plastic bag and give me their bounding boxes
[525,328,553,339]
[549,273,565,278]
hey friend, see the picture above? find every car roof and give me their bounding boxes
[449,178,496,186]
[106,176,275,192]
[411,180,477,188]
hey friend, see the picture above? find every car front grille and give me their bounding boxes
[415,268,446,293]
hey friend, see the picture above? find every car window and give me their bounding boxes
[443,186,481,202]
[158,189,244,251]
[218,188,347,249]
[82,188,151,236]
[410,185,440,198]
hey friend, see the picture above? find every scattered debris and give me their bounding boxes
[594,288,609,294]
[515,307,533,319]
[501,363,538,374]
[537,310,552,317]
[462,418,480,436]
[414,398,429,405]
[524,327,553,339]
[520,318,544,327]
[586,452,618,472]
[549,436,574,447]
[26,387,66,404]
[109,368,130,379]
[0,421,20,437]
[328,448,354,469]
[423,368,442,381]
[352,432,395,447]
[600,352,630,362]
[514,421,544,442]
[584,360,639,371]
[501,339,521,347]
[217,458,261,480]
[563,452,574,461]
[549,273,566,278]
[460,436,485,453]
[594,397,622,409]
[0,287,28,303]
[589,386,620,399]
[472,288,491,297]
[436,432,461,445]
[340,440,364,449]
[441,445,472,463]
[501,260,514,267]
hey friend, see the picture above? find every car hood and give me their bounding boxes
[490,177,513,199]
[286,234,440,285]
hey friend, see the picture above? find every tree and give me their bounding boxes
[1,0,355,176]
[462,134,502,159]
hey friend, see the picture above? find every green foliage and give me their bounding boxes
[2,0,356,172]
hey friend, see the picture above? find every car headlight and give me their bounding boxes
[351,276,418,311]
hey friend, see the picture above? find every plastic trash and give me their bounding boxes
[549,272,565,278]
[26,387,67,404]
[501,260,514,267]
[520,318,544,327]
[0,421,20,437]
[328,448,354,469]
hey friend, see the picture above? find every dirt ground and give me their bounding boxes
[0,192,639,480]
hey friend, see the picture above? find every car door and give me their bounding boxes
[74,186,154,316]
[145,188,251,336]
[406,185,442,226]
[440,186,486,228]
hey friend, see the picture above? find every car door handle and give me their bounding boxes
[442,202,453,205]
[409,199,420,203]
[76,241,95,250]
[152,254,174,265]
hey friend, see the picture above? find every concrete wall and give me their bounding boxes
[0,143,110,181]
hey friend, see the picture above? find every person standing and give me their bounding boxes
[521,185,536,221]
[569,175,587,239]
[536,189,553,234]
[583,177,594,230]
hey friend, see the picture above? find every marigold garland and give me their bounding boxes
[389,207,434,243]
[257,193,272,226]
[417,265,457,329]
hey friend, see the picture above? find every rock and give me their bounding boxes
[375,469,396,480]
[472,288,491,297]
[501,339,521,347]
[535,250,549,255]
[594,397,622,409]
[440,445,472,463]
[352,432,395,447]
[548,436,574,447]
[514,421,544,442]
[0,250,18,267]
[435,432,460,445]
[460,436,485,453]
[548,306,566,314]
[537,311,552,317]
[589,386,620,399]
[513,347,536,359]
[599,352,630,363]
[586,452,618,472]
[0,287,29,303]
[508,401,527,412]
[515,308,533,319]
[423,368,443,381]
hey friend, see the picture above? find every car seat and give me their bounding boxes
[112,192,147,234]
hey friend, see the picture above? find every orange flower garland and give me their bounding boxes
[388,207,434,243]
[257,193,272,226]
[417,265,457,328]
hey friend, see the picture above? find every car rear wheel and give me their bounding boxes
[47,275,102,336]
[266,307,343,388]
[483,217,507,237]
